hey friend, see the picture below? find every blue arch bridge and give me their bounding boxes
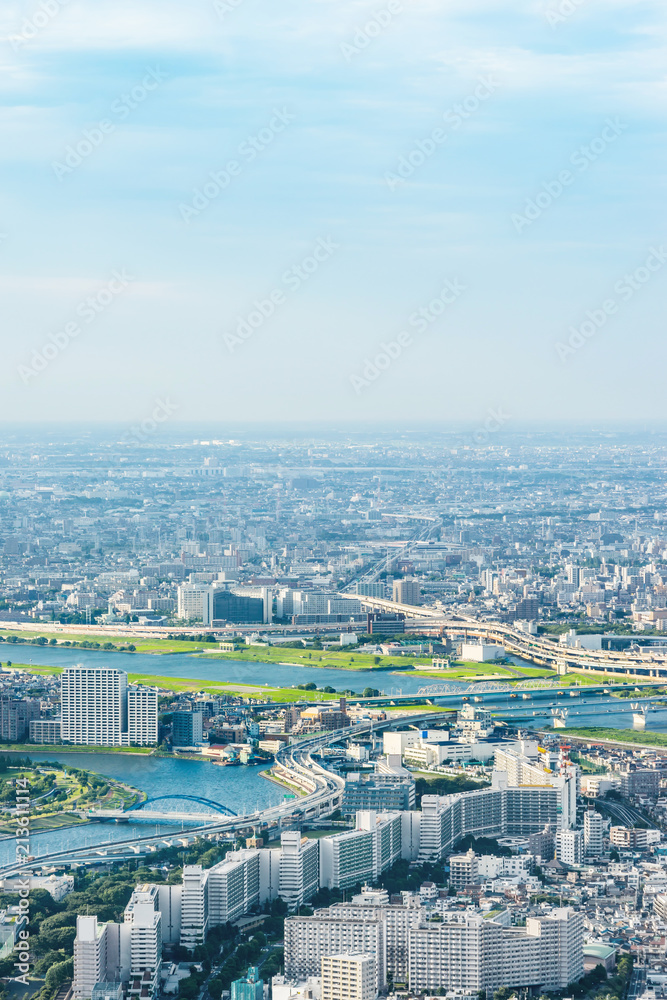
[128,795,237,817]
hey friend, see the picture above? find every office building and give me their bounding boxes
[392,578,421,606]
[0,696,39,742]
[213,589,266,624]
[172,710,203,748]
[321,954,377,1000]
[127,687,158,746]
[61,667,157,746]
[367,613,405,636]
[555,829,584,866]
[319,812,401,890]
[177,583,213,625]
[584,810,604,858]
[230,966,264,1000]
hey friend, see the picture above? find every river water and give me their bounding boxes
[0,751,285,867]
[3,643,532,695]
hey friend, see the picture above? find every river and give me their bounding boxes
[0,751,285,867]
[5,643,538,695]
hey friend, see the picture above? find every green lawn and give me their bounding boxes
[557,726,667,748]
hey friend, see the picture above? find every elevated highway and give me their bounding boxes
[0,711,451,877]
[341,594,667,679]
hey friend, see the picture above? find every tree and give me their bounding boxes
[45,958,74,992]
[208,979,223,999]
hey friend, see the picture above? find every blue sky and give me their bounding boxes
[0,0,665,425]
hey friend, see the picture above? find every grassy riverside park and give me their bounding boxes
[556,726,667,749]
[0,626,553,678]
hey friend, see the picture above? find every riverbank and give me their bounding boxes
[259,768,307,797]
[552,726,667,751]
[0,758,145,834]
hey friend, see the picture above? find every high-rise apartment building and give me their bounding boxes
[449,849,478,890]
[0,695,39,742]
[61,667,157,746]
[208,851,260,926]
[555,829,584,866]
[278,832,320,912]
[392,579,421,606]
[285,914,386,991]
[321,954,377,1000]
[584,809,604,858]
[407,908,583,993]
[74,916,109,1000]
[319,812,401,890]
[180,866,209,950]
[172,710,203,747]
[127,688,158,746]
[62,667,128,746]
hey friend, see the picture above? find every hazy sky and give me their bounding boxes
[1,0,665,426]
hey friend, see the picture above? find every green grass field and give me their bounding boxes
[558,726,667,748]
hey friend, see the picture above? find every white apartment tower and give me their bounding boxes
[207,850,260,925]
[124,888,163,997]
[584,809,604,858]
[180,866,209,950]
[62,667,127,746]
[61,667,157,746]
[127,687,158,746]
[278,832,320,911]
[320,812,401,890]
[74,916,109,1000]
[321,954,377,1000]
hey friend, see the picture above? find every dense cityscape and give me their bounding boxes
[0,428,665,1000]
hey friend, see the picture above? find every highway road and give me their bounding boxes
[0,711,452,877]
